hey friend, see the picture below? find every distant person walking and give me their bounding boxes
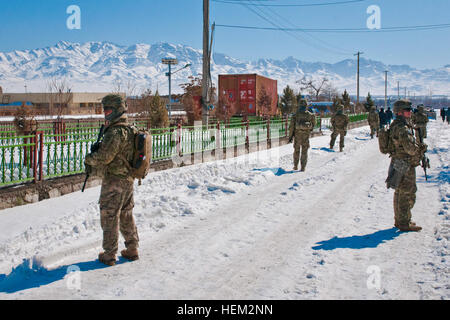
[446,107,450,124]
[441,107,446,122]
[386,107,394,125]
[378,107,388,129]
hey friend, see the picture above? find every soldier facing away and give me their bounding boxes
[446,107,450,124]
[385,99,427,232]
[411,104,429,143]
[385,107,394,125]
[84,94,140,266]
[329,103,349,152]
[440,107,446,122]
[288,99,316,171]
[368,106,380,139]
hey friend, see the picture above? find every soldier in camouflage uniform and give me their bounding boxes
[329,104,349,152]
[386,99,426,232]
[288,99,316,171]
[84,94,140,266]
[411,104,428,143]
[368,106,380,139]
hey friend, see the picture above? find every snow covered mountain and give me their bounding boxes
[0,40,449,96]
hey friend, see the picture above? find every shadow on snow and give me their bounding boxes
[253,167,296,176]
[311,147,335,152]
[0,257,128,294]
[312,228,401,251]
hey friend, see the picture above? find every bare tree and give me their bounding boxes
[257,85,272,118]
[296,76,329,101]
[46,78,72,118]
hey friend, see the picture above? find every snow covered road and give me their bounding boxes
[0,120,448,300]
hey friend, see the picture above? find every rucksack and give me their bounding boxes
[378,127,391,154]
[129,127,152,185]
[295,112,313,130]
[114,124,152,185]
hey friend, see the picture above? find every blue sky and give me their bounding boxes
[0,0,449,69]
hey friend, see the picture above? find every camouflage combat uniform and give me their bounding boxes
[411,106,428,143]
[85,97,139,263]
[368,107,380,139]
[289,105,316,171]
[329,106,349,152]
[386,100,426,231]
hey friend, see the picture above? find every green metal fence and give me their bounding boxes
[0,114,368,188]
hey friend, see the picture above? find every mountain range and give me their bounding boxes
[0,41,449,97]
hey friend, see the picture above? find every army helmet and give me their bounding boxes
[297,98,308,111]
[417,104,425,112]
[393,99,412,114]
[102,94,127,121]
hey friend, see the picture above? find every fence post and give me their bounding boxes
[39,132,44,181]
[216,121,221,150]
[285,116,288,137]
[177,123,182,155]
[246,119,249,148]
[33,131,38,183]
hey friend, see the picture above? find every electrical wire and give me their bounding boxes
[246,0,353,54]
[237,0,353,55]
[213,0,366,7]
[215,23,450,33]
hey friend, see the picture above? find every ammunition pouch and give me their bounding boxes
[386,158,410,190]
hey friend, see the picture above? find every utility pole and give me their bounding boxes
[202,0,210,126]
[384,71,388,110]
[397,81,400,99]
[162,58,178,120]
[354,51,363,107]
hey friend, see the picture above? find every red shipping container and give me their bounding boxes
[218,74,278,117]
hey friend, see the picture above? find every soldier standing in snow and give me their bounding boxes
[84,94,140,266]
[411,104,429,143]
[385,99,427,232]
[288,99,316,171]
[329,103,349,152]
[368,106,380,138]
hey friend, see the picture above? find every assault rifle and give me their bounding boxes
[417,128,430,181]
[82,124,105,192]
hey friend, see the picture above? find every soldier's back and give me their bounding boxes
[333,113,349,130]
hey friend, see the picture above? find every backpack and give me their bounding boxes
[114,124,152,185]
[129,127,152,185]
[296,112,313,131]
[378,127,391,154]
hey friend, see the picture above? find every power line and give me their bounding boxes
[213,0,365,7]
[237,0,352,55]
[215,23,450,33]
[249,0,352,55]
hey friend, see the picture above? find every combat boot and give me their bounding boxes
[293,165,298,171]
[394,220,416,228]
[397,223,422,232]
[121,248,139,261]
[99,252,116,266]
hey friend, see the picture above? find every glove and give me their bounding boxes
[418,143,428,154]
[90,141,101,153]
[288,137,293,143]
